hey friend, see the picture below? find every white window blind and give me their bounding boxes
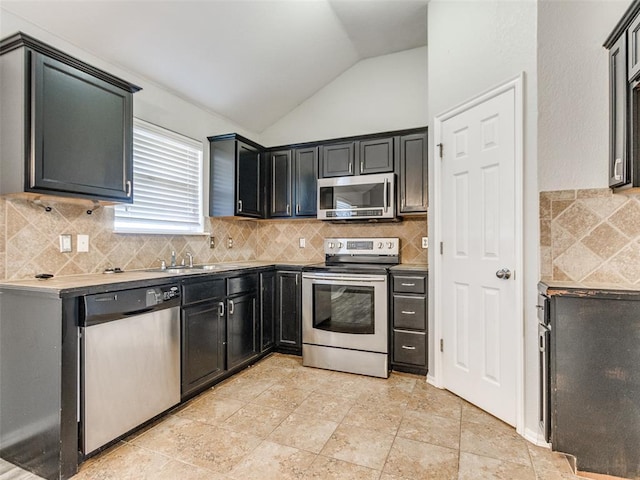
[114,119,204,234]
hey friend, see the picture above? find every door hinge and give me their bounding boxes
[440,338,444,352]
[440,242,443,254]
[437,143,443,159]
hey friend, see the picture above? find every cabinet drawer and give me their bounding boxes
[228,274,258,296]
[393,275,426,294]
[393,295,426,330]
[183,278,225,305]
[393,330,427,367]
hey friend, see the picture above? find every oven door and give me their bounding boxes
[302,272,388,353]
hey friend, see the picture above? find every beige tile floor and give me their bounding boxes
[2,353,583,480]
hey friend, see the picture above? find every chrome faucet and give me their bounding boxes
[170,250,176,267]
[185,252,194,268]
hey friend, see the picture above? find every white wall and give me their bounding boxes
[427,0,540,442]
[259,46,428,146]
[537,0,630,191]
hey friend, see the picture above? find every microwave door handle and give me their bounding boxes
[383,177,389,213]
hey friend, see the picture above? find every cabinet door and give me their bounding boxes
[399,132,428,213]
[270,150,292,217]
[31,51,133,201]
[359,137,394,174]
[260,271,276,352]
[227,292,258,369]
[181,301,226,396]
[236,141,262,217]
[276,272,301,353]
[609,35,629,188]
[320,142,356,177]
[294,147,318,216]
[628,14,640,81]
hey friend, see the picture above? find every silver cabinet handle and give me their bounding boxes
[496,268,512,280]
[229,299,234,315]
[401,311,416,315]
[348,162,352,174]
[360,160,364,173]
[286,204,291,215]
[614,158,623,181]
[401,283,415,287]
[218,301,225,317]
[238,200,243,212]
[296,204,300,214]
[401,345,416,350]
[125,180,132,198]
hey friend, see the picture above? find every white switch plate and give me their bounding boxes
[299,238,306,248]
[422,237,428,249]
[59,234,72,253]
[77,234,89,253]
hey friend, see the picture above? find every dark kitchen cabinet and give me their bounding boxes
[276,271,302,355]
[320,138,394,178]
[260,270,276,352]
[270,150,292,217]
[359,137,394,174]
[390,271,428,375]
[294,147,318,216]
[320,141,357,177]
[226,274,259,369]
[0,32,140,203]
[398,132,428,214]
[270,147,318,218]
[209,134,264,218]
[181,278,226,398]
[605,2,640,189]
[541,283,640,479]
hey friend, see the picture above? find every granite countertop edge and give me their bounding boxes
[539,279,640,297]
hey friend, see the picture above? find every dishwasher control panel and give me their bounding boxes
[83,284,181,326]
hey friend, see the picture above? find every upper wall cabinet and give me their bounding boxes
[320,138,394,178]
[605,1,640,189]
[0,32,141,203]
[209,134,264,218]
[398,132,428,214]
[269,147,318,218]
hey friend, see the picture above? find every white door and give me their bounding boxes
[438,82,521,426]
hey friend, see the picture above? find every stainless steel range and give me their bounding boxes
[302,237,399,378]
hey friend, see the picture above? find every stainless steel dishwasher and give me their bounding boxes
[81,284,181,455]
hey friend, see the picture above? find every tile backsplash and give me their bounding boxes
[0,197,426,280]
[540,188,640,284]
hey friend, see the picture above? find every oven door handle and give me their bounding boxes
[302,273,387,283]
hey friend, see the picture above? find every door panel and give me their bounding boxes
[441,87,517,426]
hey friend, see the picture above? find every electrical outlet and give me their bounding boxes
[299,238,306,248]
[227,237,234,249]
[422,237,428,249]
[77,234,89,252]
[209,236,215,248]
[59,234,72,253]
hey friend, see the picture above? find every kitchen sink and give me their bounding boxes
[146,264,239,274]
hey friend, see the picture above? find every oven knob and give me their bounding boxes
[387,242,394,249]
[337,242,343,248]
[377,242,384,249]
[328,242,335,249]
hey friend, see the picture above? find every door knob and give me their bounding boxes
[496,268,512,280]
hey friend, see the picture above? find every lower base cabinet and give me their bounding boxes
[181,272,262,399]
[276,271,302,355]
[390,271,428,375]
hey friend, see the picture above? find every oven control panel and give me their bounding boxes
[324,237,399,256]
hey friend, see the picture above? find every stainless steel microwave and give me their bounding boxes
[317,173,396,220]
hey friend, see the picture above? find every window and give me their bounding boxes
[115,119,204,234]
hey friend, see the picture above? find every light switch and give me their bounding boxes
[77,234,89,253]
[299,238,306,248]
[422,237,428,249]
[59,234,72,253]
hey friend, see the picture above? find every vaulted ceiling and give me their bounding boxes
[1,1,428,133]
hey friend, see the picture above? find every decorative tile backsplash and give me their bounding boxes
[0,197,426,280]
[540,188,640,284]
